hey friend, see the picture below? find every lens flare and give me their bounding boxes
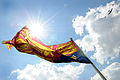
[27,18,48,39]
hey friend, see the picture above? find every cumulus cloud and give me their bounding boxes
[91,62,120,80]
[73,1,120,63]
[11,62,86,80]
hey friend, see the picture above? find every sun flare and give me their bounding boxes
[27,19,48,39]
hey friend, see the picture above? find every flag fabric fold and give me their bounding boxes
[2,26,91,63]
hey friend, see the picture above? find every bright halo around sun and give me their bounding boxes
[27,19,48,39]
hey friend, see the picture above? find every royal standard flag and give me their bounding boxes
[2,26,91,63]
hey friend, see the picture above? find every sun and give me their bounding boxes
[29,22,45,37]
[27,19,48,39]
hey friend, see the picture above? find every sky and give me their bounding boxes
[0,0,120,80]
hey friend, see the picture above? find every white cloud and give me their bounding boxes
[73,1,120,64]
[72,16,86,36]
[11,62,86,80]
[91,62,120,80]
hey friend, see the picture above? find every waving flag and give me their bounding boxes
[2,26,91,63]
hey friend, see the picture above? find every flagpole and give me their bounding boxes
[70,38,107,80]
[91,63,107,80]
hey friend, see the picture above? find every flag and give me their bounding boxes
[2,26,91,63]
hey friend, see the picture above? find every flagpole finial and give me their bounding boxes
[70,38,73,41]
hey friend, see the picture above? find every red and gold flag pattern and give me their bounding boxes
[2,26,91,63]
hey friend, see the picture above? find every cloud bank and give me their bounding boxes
[11,62,86,80]
[73,1,120,64]
[91,62,120,80]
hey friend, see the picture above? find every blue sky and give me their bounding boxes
[0,0,120,80]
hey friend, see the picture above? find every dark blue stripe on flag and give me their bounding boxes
[68,50,91,63]
[55,50,91,63]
